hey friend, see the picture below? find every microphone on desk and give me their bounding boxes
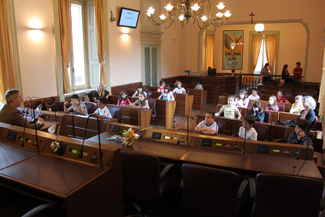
[242,123,247,155]
[31,97,40,152]
[177,116,187,145]
[48,97,58,134]
[79,114,103,167]
[21,97,32,148]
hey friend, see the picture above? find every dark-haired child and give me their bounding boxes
[132,84,147,98]
[248,89,260,100]
[157,80,165,92]
[248,101,265,122]
[238,116,257,141]
[158,85,175,102]
[195,111,218,135]
[287,119,313,146]
[92,97,111,118]
[194,80,204,90]
[64,94,88,115]
[41,97,59,111]
[117,90,131,106]
[276,89,288,103]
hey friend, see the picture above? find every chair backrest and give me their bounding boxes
[252,173,324,217]
[107,106,123,123]
[182,164,240,217]
[126,89,134,97]
[253,122,268,141]
[216,118,225,135]
[277,103,285,112]
[284,127,295,141]
[120,150,163,202]
[84,102,97,114]
[247,99,253,108]
[312,115,318,129]
[148,98,156,118]
[263,111,271,123]
[55,102,65,111]
[143,85,151,92]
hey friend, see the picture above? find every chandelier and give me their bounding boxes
[146,0,232,29]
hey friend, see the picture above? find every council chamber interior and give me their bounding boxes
[0,0,325,216]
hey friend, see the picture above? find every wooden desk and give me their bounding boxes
[174,94,194,117]
[107,105,151,129]
[278,111,299,121]
[0,123,124,217]
[151,100,176,129]
[87,126,320,179]
[188,89,207,113]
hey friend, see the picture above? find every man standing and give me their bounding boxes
[293,62,303,87]
[0,89,44,129]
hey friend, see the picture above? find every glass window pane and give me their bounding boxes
[71,4,85,86]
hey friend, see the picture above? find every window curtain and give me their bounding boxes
[94,0,108,87]
[250,35,263,74]
[0,0,17,102]
[59,0,72,93]
[319,70,325,116]
[265,35,277,75]
[205,34,214,69]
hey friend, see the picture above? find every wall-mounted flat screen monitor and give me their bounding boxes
[117,7,140,28]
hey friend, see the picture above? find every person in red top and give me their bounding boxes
[157,80,165,92]
[293,62,303,87]
[276,89,288,103]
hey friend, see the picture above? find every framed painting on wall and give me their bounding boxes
[222,30,244,70]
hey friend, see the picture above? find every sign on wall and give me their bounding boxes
[222,30,244,70]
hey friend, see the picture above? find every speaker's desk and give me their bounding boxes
[87,124,321,179]
[0,123,124,217]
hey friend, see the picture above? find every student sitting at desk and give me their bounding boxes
[41,97,59,111]
[157,80,165,92]
[265,96,279,111]
[64,94,88,115]
[194,80,204,90]
[287,119,313,146]
[238,116,258,141]
[195,111,218,135]
[290,95,304,114]
[130,93,150,109]
[216,96,242,119]
[117,90,131,106]
[235,89,249,108]
[276,89,288,103]
[93,83,112,103]
[0,89,44,129]
[248,101,265,122]
[92,97,111,119]
[132,84,147,98]
[158,85,175,102]
[173,81,186,94]
[248,89,260,100]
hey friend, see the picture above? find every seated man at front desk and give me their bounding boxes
[64,94,88,115]
[0,89,44,129]
[195,111,218,135]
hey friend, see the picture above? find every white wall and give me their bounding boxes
[13,0,57,99]
[107,0,141,86]
[159,0,325,82]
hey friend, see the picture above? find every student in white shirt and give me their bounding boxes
[195,111,218,135]
[92,97,112,118]
[248,89,260,100]
[238,115,258,141]
[173,81,186,94]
